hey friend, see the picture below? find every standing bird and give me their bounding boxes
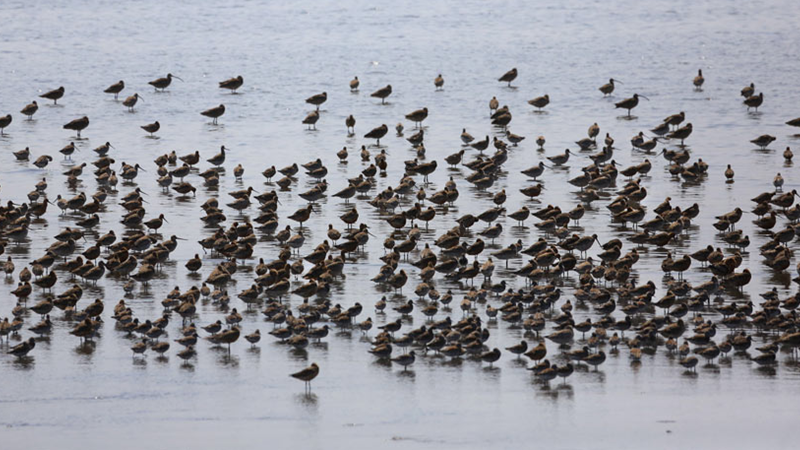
[201,104,226,124]
[303,110,320,130]
[20,101,38,119]
[345,115,356,134]
[141,121,160,136]
[349,76,360,91]
[599,78,622,96]
[0,114,11,135]
[498,68,518,87]
[219,75,244,93]
[39,86,65,104]
[615,94,648,117]
[434,74,444,90]
[741,82,755,98]
[306,92,327,111]
[364,124,388,146]
[291,362,319,392]
[744,93,764,111]
[693,69,705,90]
[528,94,550,111]
[104,80,125,99]
[63,116,89,138]
[370,85,392,104]
[122,93,142,112]
[149,73,183,91]
[725,164,735,183]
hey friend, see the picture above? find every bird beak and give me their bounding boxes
[174,76,184,82]
[139,167,147,172]
[163,217,169,223]
[175,236,187,240]
[139,96,145,102]
[141,198,150,204]
[640,95,650,101]
[614,79,624,84]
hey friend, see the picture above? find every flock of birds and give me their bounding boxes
[3,66,800,393]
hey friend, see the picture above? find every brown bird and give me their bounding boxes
[290,362,320,391]
[305,92,327,111]
[370,85,392,104]
[498,68,518,87]
[104,80,125,99]
[141,121,160,136]
[149,73,183,91]
[201,104,225,124]
[219,75,243,93]
[63,116,89,138]
[20,101,38,119]
[364,124,388,146]
[122,93,142,112]
[0,114,11,135]
[39,86,65,104]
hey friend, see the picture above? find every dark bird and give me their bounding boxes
[201,104,226,124]
[63,116,89,138]
[219,75,244,93]
[39,86,65,104]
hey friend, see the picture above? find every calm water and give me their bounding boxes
[2,0,800,448]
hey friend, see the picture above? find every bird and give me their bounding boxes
[63,116,89,138]
[434,74,444,90]
[0,114,11,135]
[290,362,319,391]
[599,78,622,95]
[615,94,648,116]
[370,85,392,104]
[306,92,327,111]
[39,86,65,104]
[349,76,360,91]
[149,73,183,91]
[693,69,705,89]
[498,68,518,87]
[141,121,160,136]
[104,80,125,98]
[219,75,244,93]
[20,101,38,119]
[122,93,143,112]
[364,124,388,146]
[201,104,225,124]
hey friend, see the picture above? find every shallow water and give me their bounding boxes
[2,0,800,448]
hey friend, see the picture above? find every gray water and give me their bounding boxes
[2,0,800,448]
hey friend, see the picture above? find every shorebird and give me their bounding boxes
[345,115,356,134]
[63,116,89,137]
[349,76,359,91]
[364,124,388,146]
[498,68,517,87]
[434,74,444,90]
[370,85,392,104]
[0,114,11,135]
[141,121,160,136]
[693,69,704,90]
[305,92,327,111]
[122,93,142,112]
[744,93,763,111]
[20,101,38,119]
[219,75,243,93]
[39,86,64,104]
[741,82,755,98]
[615,94,648,116]
[201,104,225,124]
[528,94,549,110]
[104,80,125,98]
[303,110,320,130]
[149,73,183,91]
[405,107,428,127]
[291,362,319,391]
[599,78,622,96]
